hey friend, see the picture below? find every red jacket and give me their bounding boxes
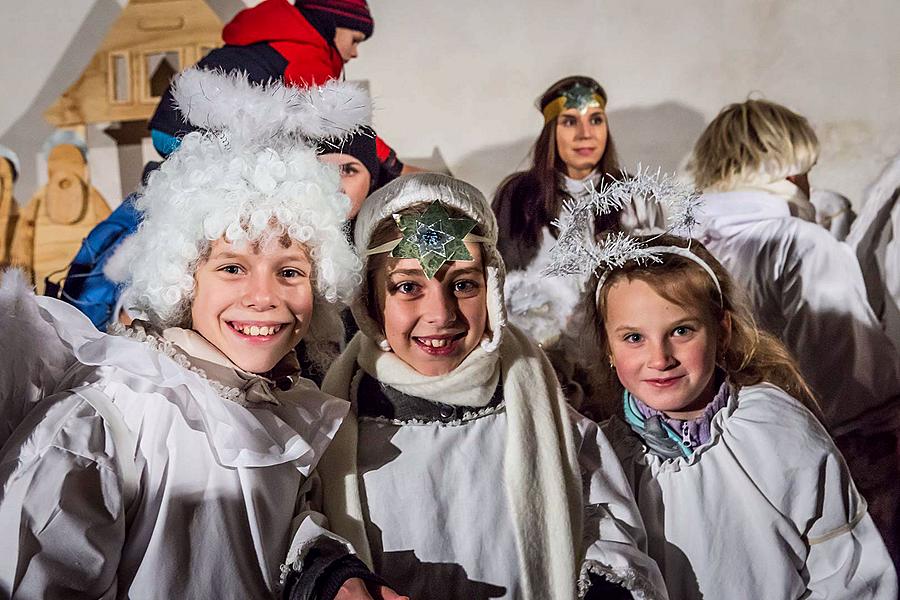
[223,0,344,87]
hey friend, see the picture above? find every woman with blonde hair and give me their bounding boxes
[687,98,900,429]
[687,98,900,565]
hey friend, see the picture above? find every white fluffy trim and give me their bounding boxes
[172,68,372,145]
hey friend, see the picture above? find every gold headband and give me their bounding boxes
[542,83,607,125]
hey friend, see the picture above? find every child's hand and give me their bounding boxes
[335,577,409,600]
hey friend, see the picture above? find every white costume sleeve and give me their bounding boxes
[778,225,900,431]
[803,447,898,598]
[0,393,127,599]
[283,472,355,570]
[572,410,669,600]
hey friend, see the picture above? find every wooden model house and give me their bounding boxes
[45,0,224,130]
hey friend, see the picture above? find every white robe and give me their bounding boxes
[0,296,348,599]
[353,399,665,599]
[846,153,900,345]
[695,189,900,433]
[603,383,898,600]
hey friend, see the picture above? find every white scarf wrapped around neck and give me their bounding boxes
[318,326,584,598]
[728,175,817,222]
[355,335,500,407]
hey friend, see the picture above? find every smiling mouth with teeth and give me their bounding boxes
[414,332,466,351]
[229,323,284,337]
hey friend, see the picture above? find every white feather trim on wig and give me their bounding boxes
[351,173,507,352]
[107,69,367,369]
[172,69,371,146]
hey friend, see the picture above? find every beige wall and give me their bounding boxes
[2,0,898,208]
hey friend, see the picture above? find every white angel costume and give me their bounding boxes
[1,68,375,599]
[0,283,347,598]
[310,173,669,600]
[604,383,898,600]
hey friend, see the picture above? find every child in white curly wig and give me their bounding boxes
[0,69,403,600]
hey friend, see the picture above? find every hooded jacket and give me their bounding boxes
[695,188,900,433]
[148,0,402,180]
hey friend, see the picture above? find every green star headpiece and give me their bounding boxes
[365,201,490,278]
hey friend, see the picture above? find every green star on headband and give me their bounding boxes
[542,82,607,124]
[391,201,478,279]
[562,82,603,112]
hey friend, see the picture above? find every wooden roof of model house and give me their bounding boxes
[45,0,223,127]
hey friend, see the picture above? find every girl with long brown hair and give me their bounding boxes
[492,77,663,402]
[586,234,896,599]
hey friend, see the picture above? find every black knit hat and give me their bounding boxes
[297,0,374,39]
[316,127,380,191]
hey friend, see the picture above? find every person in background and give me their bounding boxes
[317,126,381,222]
[492,76,664,411]
[687,98,900,565]
[150,0,412,186]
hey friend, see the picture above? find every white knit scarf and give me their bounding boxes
[729,176,817,222]
[355,336,500,407]
[318,326,584,598]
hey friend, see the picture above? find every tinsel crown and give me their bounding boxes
[543,166,703,278]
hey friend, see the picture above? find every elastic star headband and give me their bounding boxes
[365,200,491,278]
[595,245,724,305]
[542,82,607,125]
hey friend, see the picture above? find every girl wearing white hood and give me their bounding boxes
[0,70,398,599]
[303,172,668,599]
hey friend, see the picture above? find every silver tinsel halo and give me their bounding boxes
[543,165,702,278]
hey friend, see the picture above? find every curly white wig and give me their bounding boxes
[106,69,369,368]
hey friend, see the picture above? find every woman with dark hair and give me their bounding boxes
[493,77,663,405]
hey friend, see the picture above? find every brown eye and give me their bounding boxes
[394,281,420,295]
[453,280,479,296]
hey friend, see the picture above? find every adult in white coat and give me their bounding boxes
[687,99,900,566]
[0,70,401,599]
[687,99,900,434]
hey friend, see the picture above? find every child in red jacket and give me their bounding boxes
[149,0,406,185]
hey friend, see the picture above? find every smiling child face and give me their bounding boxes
[374,241,488,376]
[191,237,314,374]
[603,278,726,419]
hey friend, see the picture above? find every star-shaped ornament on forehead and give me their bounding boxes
[562,82,602,114]
[392,201,478,279]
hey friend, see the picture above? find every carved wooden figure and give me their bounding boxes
[0,158,18,268]
[11,145,111,294]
